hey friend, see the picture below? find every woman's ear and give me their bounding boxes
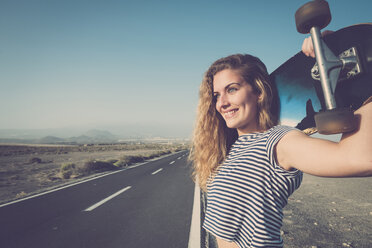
[257,93,263,102]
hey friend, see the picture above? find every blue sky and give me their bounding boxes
[1,0,371,138]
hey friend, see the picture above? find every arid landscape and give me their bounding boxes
[0,143,187,205]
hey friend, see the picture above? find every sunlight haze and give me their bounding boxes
[1,0,371,138]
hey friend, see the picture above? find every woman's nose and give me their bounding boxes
[217,94,229,109]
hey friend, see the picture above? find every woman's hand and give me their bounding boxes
[302,30,334,58]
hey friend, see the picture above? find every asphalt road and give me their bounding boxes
[0,151,195,248]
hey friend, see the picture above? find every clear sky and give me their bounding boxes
[1,0,371,138]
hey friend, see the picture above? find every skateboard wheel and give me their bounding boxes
[314,108,356,134]
[295,0,331,34]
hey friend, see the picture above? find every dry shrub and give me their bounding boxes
[29,157,42,164]
[114,150,172,168]
[16,191,27,198]
[79,160,118,174]
[60,163,76,179]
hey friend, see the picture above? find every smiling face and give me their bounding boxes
[213,69,260,135]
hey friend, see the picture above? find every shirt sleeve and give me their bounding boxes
[266,125,303,178]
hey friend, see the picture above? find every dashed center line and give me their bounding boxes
[170,161,175,165]
[84,186,132,212]
[151,168,163,175]
[177,156,182,160]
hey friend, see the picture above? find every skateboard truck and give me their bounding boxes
[311,47,362,82]
[295,0,357,135]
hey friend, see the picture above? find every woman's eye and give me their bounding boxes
[227,87,237,93]
[213,94,220,101]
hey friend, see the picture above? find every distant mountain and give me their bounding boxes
[37,136,65,144]
[0,129,119,144]
[84,129,117,140]
[67,131,118,144]
[0,128,85,139]
[0,123,192,144]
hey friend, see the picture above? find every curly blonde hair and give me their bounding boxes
[189,54,278,191]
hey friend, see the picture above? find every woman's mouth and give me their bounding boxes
[223,109,238,119]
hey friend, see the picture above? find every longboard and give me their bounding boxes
[270,23,372,133]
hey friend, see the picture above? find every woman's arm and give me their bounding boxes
[286,31,372,176]
[276,102,372,177]
[215,237,239,248]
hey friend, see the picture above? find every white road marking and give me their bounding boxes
[0,169,126,208]
[84,186,131,212]
[151,168,163,175]
[170,161,175,165]
[188,183,200,248]
[177,156,182,159]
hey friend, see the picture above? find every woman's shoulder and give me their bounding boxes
[264,125,298,139]
[270,125,298,133]
[265,125,300,148]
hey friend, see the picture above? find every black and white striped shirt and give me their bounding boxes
[203,126,303,248]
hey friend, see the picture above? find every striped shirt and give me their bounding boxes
[203,125,303,248]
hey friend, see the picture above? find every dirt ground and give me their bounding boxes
[282,174,372,248]
[0,144,177,205]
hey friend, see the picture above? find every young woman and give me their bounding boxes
[189,39,372,247]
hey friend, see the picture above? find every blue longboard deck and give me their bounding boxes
[270,23,372,132]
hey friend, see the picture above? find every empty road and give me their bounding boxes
[0,151,194,248]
